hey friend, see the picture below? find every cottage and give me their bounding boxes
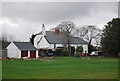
[34,24,88,53]
[6,42,39,58]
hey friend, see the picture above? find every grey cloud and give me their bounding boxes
[2,2,103,24]
[118,1,120,18]
[2,2,118,41]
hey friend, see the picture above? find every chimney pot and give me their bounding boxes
[55,28,60,34]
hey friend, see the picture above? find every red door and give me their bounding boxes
[21,51,28,57]
[30,51,36,58]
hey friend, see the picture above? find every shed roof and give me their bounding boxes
[44,31,87,44]
[13,42,37,50]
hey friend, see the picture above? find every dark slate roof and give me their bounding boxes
[44,31,87,44]
[13,42,37,50]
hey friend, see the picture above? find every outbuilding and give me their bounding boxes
[6,42,39,58]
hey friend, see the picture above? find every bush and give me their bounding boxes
[71,46,75,56]
[4,57,10,60]
[76,46,83,53]
[18,58,23,60]
[61,49,68,56]
[10,57,17,60]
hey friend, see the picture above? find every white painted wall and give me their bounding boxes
[49,44,54,49]
[56,44,63,48]
[71,44,88,53]
[36,50,39,58]
[28,51,30,58]
[39,37,49,48]
[34,35,43,48]
[6,42,21,58]
[71,44,78,49]
[82,45,88,53]
[49,44,63,49]
[34,36,50,48]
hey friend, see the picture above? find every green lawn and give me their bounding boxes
[2,57,118,79]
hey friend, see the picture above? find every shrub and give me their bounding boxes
[76,46,83,53]
[71,46,75,56]
[10,57,17,60]
[4,57,10,60]
[61,49,68,56]
[18,58,23,60]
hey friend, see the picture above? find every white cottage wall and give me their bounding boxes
[56,44,63,48]
[49,44,63,49]
[49,44,54,49]
[38,37,49,48]
[34,35,43,48]
[71,44,88,53]
[82,45,88,53]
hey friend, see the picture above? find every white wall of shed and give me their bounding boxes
[36,50,39,58]
[6,42,21,58]
[28,51,30,58]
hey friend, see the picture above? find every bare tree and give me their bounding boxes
[74,25,102,53]
[56,21,76,56]
[1,33,16,42]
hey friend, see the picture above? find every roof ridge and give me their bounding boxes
[13,42,30,43]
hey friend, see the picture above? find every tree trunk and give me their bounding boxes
[67,39,71,56]
[68,43,71,56]
[88,38,93,54]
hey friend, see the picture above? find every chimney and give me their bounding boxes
[55,28,60,34]
[42,24,46,36]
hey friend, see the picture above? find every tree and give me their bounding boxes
[101,18,120,57]
[74,25,102,53]
[30,34,37,45]
[1,33,15,42]
[0,33,17,50]
[56,21,76,56]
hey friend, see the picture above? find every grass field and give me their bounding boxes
[2,57,118,79]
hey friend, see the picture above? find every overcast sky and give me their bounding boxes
[1,2,118,41]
